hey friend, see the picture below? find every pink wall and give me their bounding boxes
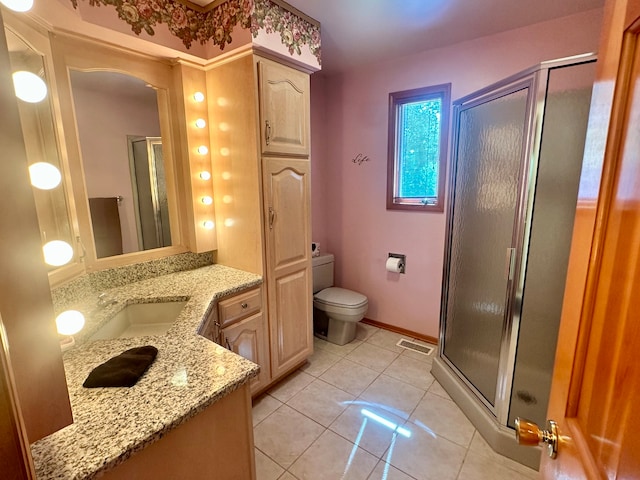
[311,9,604,339]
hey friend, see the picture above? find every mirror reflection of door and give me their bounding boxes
[69,70,172,259]
[128,136,171,251]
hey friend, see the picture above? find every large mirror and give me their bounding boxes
[69,70,172,259]
[50,33,187,269]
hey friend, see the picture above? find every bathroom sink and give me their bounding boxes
[89,301,187,340]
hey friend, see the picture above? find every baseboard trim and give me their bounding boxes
[361,318,438,345]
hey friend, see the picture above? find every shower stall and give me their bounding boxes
[431,55,596,469]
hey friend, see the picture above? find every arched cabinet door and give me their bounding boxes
[221,312,270,395]
[263,158,312,379]
[258,59,310,157]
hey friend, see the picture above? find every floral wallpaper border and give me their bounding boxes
[69,0,321,64]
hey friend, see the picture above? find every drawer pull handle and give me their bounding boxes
[241,302,249,309]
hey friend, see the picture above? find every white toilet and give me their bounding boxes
[312,253,368,345]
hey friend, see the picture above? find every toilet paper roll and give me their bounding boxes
[386,257,404,273]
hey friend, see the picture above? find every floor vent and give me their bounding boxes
[396,339,434,356]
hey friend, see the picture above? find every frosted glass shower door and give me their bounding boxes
[442,87,530,407]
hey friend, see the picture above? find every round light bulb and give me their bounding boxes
[220,147,230,156]
[0,0,34,12]
[43,240,74,266]
[203,220,215,230]
[223,195,232,204]
[224,218,235,227]
[55,310,85,336]
[201,196,213,205]
[195,118,206,128]
[199,171,211,181]
[197,145,209,155]
[12,71,47,103]
[221,172,231,180]
[193,91,205,102]
[29,162,62,190]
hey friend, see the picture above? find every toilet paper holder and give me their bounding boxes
[388,253,406,274]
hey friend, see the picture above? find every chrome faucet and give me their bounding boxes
[97,293,118,308]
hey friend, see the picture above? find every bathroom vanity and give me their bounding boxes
[31,264,262,479]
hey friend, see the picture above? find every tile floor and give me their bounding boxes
[252,324,539,480]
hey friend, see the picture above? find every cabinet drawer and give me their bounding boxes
[218,288,262,328]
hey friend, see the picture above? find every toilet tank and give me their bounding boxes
[312,253,334,293]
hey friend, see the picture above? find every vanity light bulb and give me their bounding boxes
[0,0,34,12]
[203,220,215,230]
[197,145,209,155]
[199,171,211,181]
[193,91,205,102]
[55,310,85,336]
[29,162,62,190]
[201,196,213,205]
[195,118,206,129]
[13,71,47,103]
[43,240,74,267]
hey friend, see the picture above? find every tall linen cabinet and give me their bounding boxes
[208,52,313,390]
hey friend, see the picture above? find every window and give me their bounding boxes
[387,83,451,212]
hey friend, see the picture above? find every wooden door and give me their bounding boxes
[258,60,310,156]
[263,158,313,379]
[539,0,640,477]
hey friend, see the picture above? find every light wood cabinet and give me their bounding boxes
[259,61,310,156]
[214,287,270,395]
[208,53,313,392]
[262,158,313,378]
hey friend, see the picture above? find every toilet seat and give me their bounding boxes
[314,287,368,317]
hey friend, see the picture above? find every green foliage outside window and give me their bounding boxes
[387,83,450,212]
[398,99,442,200]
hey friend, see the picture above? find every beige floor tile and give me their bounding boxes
[400,340,436,364]
[386,421,467,480]
[457,451,537,479]
[253,394,283,427]
[427,380,452,400]
[410,392,475,447]
[320,358,380,396]
[300,348,342,377]
[278,473,299,480]
[368,461,417,480]
[253,404,325,468]
[255,448,285,480]
[315,336,363,356]
[359,375,425,420]
[329,403,407,458]
[287,379,354,427]
[356,323,380,341]
[346,343,400,372]
[289,429,378,480]
[268,370,315,403]
[383,356,435,391]
[366,329,406,353]
[468,431,539,478]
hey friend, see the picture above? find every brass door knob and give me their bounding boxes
[515,417,558,459]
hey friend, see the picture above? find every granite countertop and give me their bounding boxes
[31,264,262,480]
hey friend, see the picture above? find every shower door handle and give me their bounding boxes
[505,248,516,281]
[515,418,558,459]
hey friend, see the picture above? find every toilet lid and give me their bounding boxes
[314,287,368,308]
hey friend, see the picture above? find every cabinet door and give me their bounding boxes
[263,158,313,379]
[221,313,270,396]
[258,60,310,156]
